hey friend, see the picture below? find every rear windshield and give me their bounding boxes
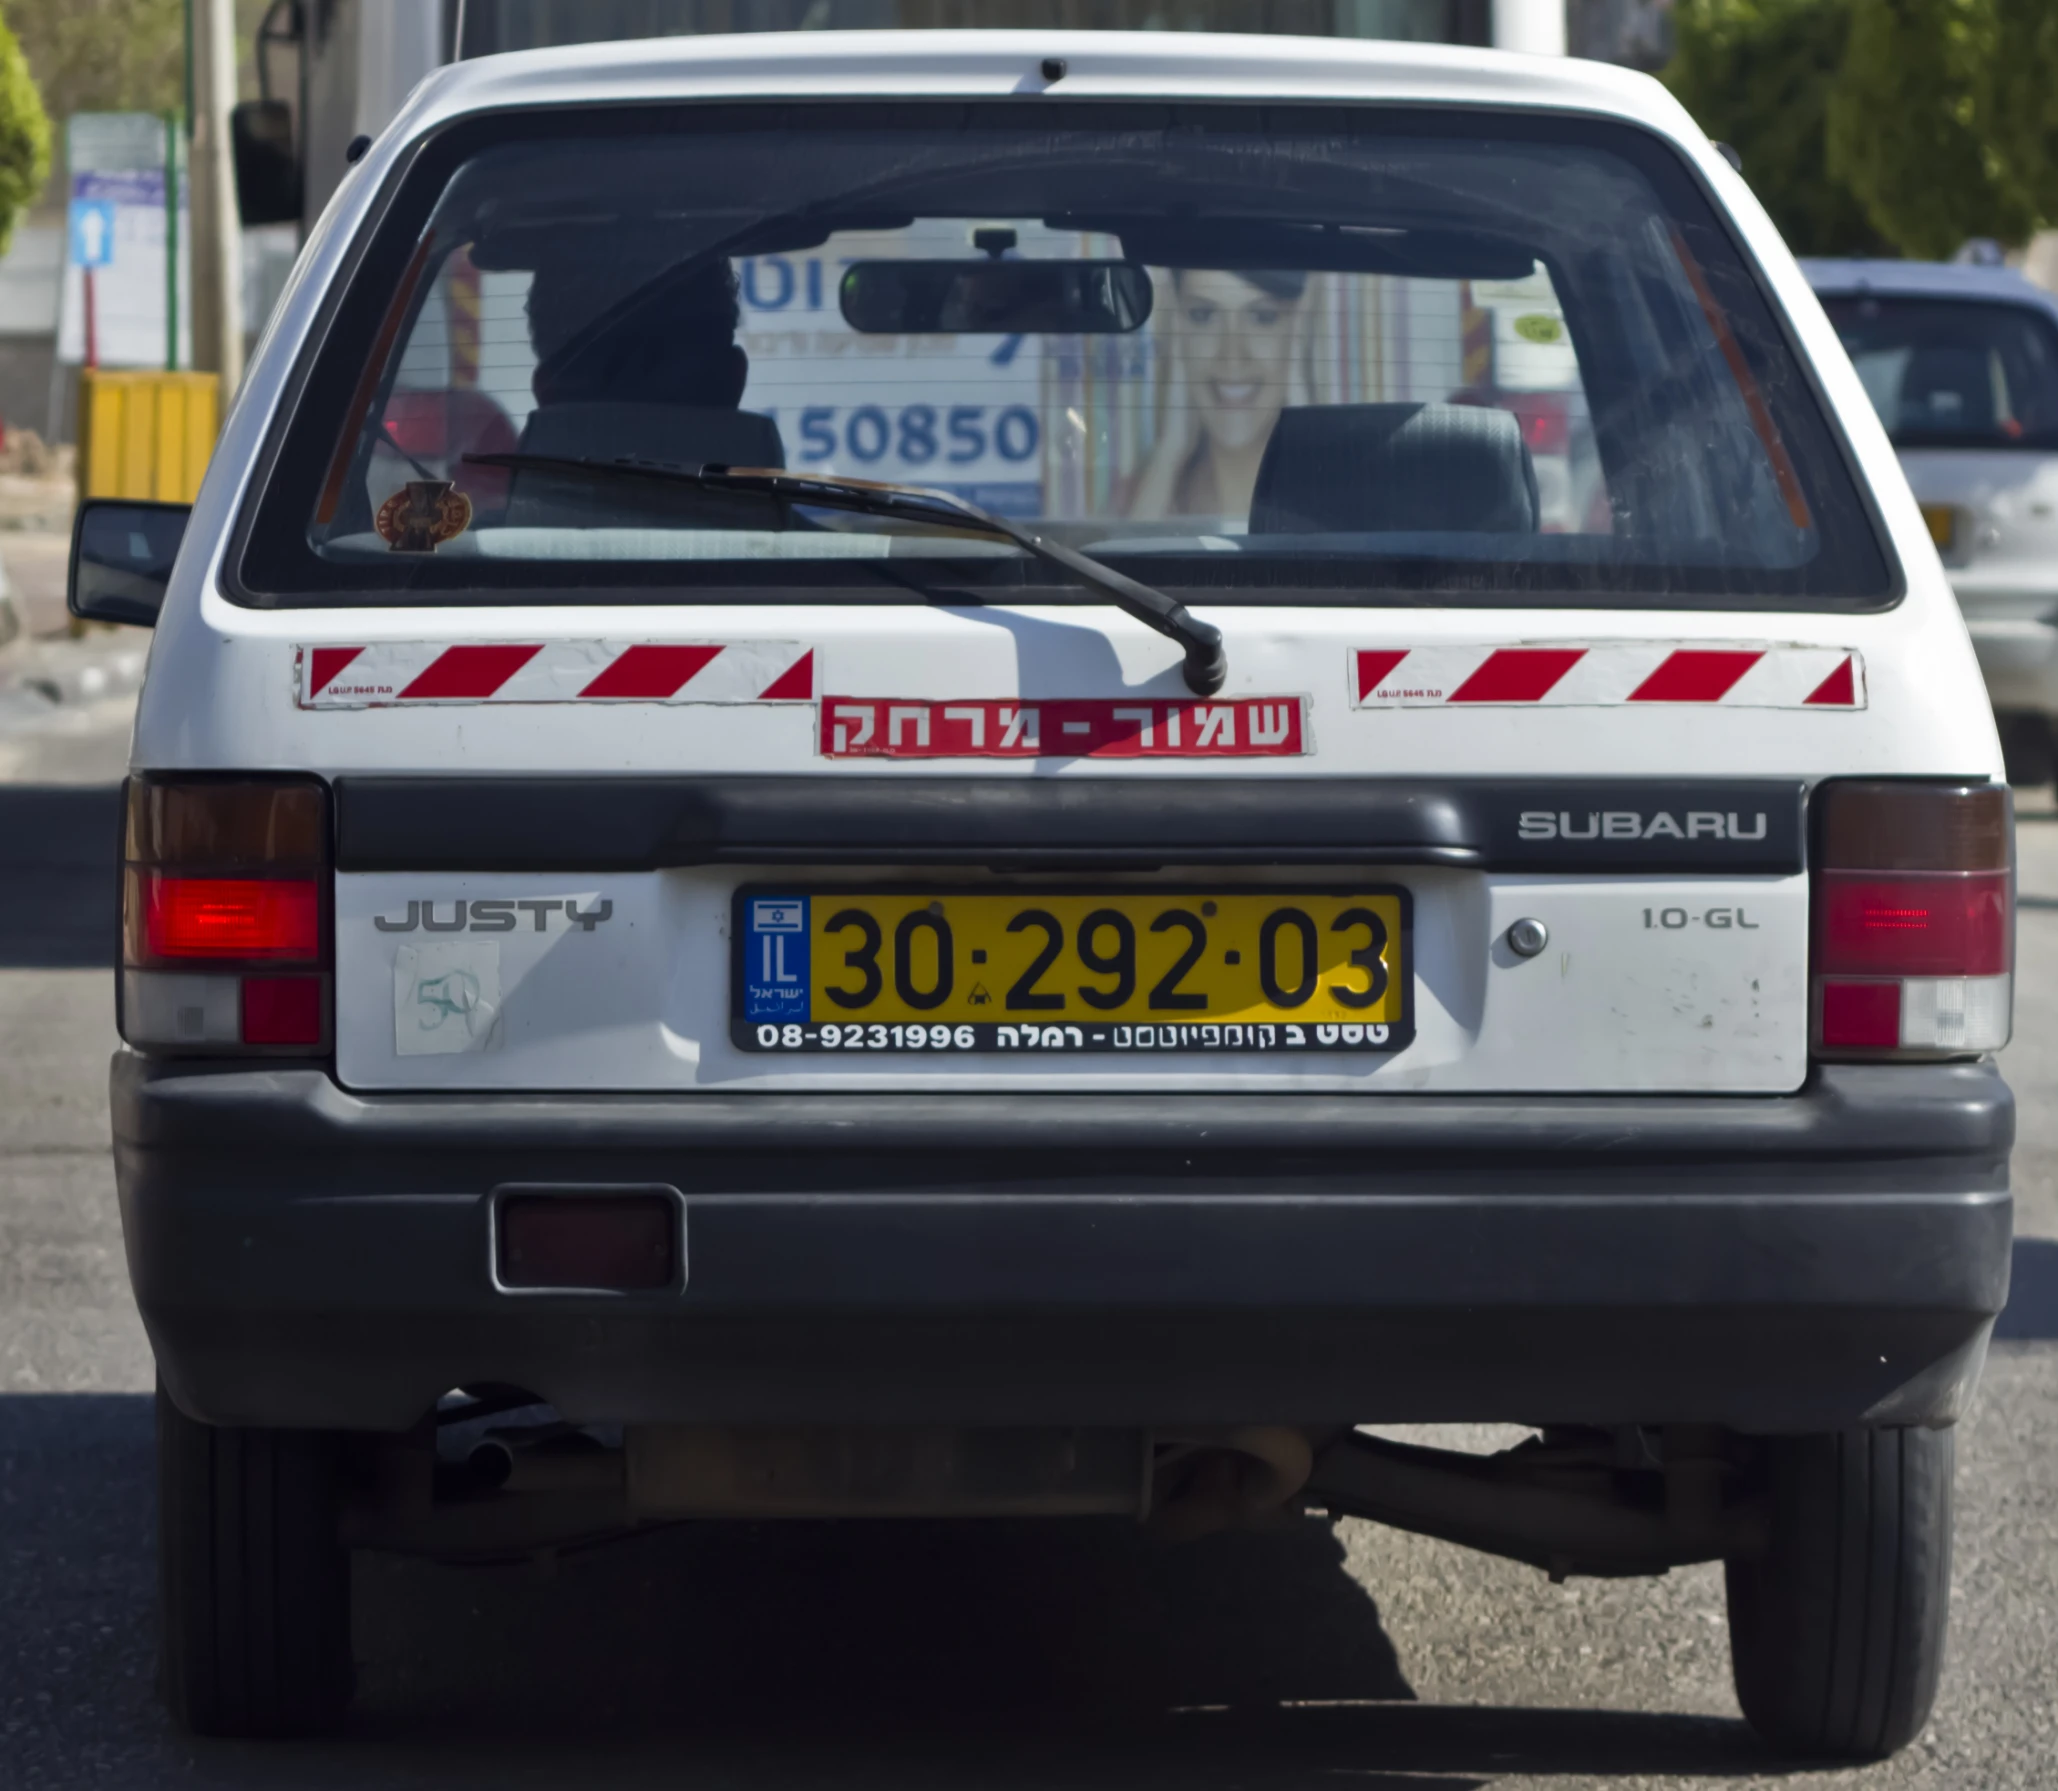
[1821,293,2058,451]
[237,103,1891,606]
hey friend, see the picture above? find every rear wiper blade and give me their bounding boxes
[463,452,1228,696]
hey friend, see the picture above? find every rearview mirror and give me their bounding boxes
[232,99,300,226]
[839,260,1154,335]
[69,500,189,628]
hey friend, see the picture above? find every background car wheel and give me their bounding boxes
[1996,713,2054,788]
[1725,1426,1953,1760]
[157,1384,353,1736]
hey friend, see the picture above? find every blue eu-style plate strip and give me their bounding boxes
[742,895,811,1022]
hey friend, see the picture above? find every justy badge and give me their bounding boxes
[742,896,810,1022]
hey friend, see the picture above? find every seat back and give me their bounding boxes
[1898,346,1997,433]
[505,404,786,528]
[1249,402,1539,535]
[516,402,784,469]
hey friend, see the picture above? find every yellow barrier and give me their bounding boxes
[76,369,221,504]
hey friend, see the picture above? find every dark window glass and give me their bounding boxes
[1822,294,2058,451]
[235,103,1890,607]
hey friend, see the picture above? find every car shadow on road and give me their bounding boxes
[0,782,119,968]
[1995,1235,2058,1341]
[0,1391,1810,1788]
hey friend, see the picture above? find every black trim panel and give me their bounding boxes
[115,1058,2008,1177]
[334,776,1806,873]
[115,1059,2010,1432]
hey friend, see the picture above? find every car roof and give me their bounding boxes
[1802,256,2058,319]
[392,28,1703,144]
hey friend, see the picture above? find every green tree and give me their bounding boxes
[1826,0,2033,259]
[1973,0,2058,231]
[5,0,185,125]
[1665,0,1888,257]
[0,5,51,258]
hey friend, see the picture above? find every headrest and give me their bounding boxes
[1899,347,1995,431]
[516,403,785,470]
[1249,402,1539,535]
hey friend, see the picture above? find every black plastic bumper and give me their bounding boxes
[112,1055,2013,1435]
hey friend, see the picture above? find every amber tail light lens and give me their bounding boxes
[119,778,331,1054]
[1812,780,2011,1057]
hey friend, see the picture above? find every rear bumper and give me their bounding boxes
[114,1055,2013,1435]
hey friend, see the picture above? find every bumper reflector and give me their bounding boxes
[499,1193,678,1292]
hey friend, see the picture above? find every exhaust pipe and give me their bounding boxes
[1147,1426,1316,1539]
[469,1432,624,1496]
[1303,1429,1762,1580]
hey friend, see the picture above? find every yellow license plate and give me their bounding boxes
[734,886,1411,1054]
[1920,503,1959,551]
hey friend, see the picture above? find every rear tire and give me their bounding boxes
[1725,1426,1953,1760]
[1997,712,2053,788]
[157,1384,353,1736]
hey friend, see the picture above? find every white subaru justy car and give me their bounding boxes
[82,32,2011,1755]
[1806,258,2058,785]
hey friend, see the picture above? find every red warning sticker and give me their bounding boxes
[819,696,1307,759]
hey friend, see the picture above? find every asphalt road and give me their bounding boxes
[2,776,2054,1790]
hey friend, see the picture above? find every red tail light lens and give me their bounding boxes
[240,976,326,1046]
[1818,981,1902,1050]
[1812,781,2012,1058]
[120,779,331,1054]
[142,875,321,961]
[1816,871,2010,976]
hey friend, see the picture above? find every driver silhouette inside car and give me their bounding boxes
[509,252,786,520]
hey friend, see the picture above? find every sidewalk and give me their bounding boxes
[0,462,145,785]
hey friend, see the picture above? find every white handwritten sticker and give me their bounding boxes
[394,941,502,1056]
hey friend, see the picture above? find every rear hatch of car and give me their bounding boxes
[151,599,1972,1098]
[129,55,2007,1099]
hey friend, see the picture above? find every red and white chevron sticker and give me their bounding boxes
[298,641,815,708]
[1351,644,1864,709]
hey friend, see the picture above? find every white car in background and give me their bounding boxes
[1807,259,2058,784]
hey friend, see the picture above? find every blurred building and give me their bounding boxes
[1568,0,1671,70]
[0,0,1691,434]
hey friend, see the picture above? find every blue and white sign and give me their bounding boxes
[68,198,115,269]
[58,112,191,369]
[741,895,810,1022]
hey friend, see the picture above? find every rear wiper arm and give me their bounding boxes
[463,453,1228,696]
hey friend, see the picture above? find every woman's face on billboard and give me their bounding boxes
[1175,269,1301,453]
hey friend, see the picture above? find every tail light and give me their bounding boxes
[1812,780,2011,1058]
[120,778,331,1054]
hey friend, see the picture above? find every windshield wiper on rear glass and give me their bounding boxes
[463,453,1228,696]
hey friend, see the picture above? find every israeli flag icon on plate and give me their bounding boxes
[743,896,810,1021]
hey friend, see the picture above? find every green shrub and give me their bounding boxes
[1826,0,2031,260]
[0,5,52,260]
[1666,0,1887,258]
